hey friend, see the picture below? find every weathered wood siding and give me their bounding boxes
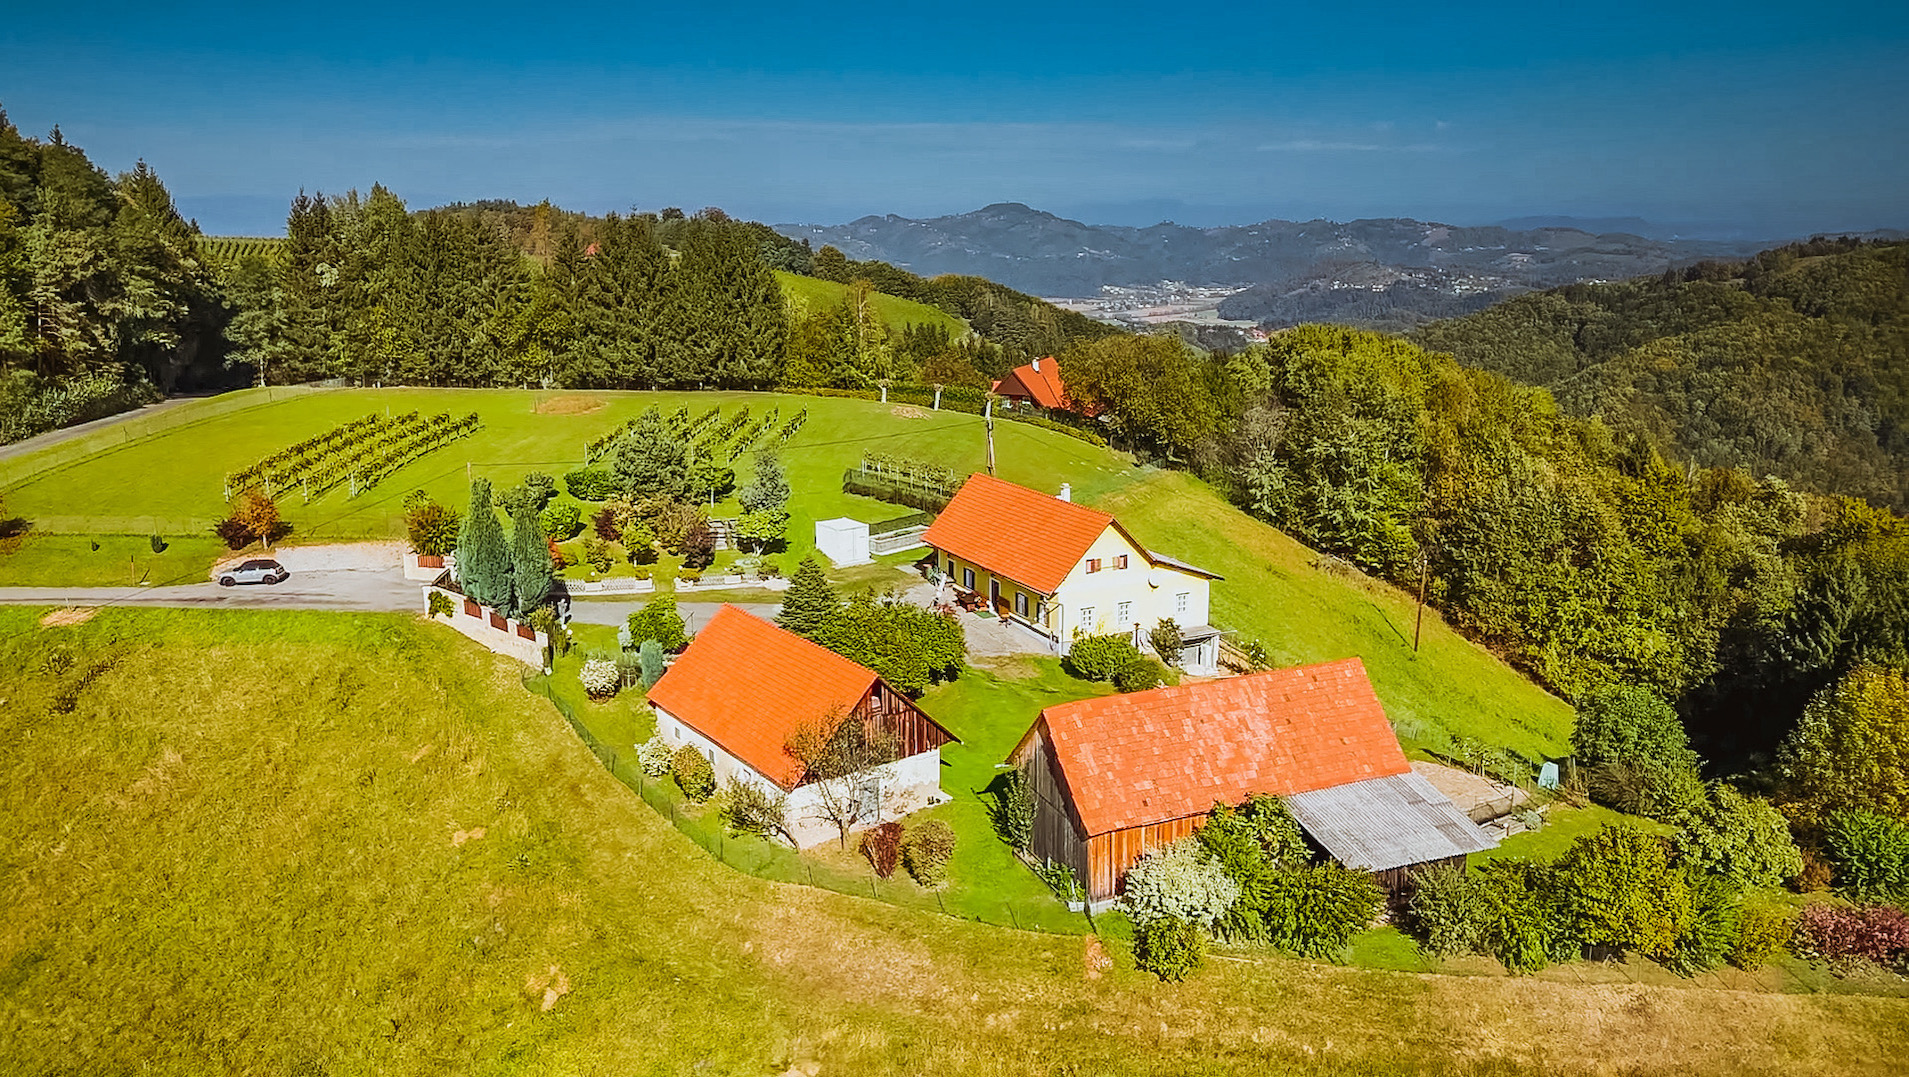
[1019,725,1090,889]
[856,682,956,758]
[1085,813,1208,901]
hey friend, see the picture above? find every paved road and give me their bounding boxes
[0,395,207,463]
[0,567,421,612]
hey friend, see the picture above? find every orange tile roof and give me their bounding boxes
[1029,658,1411,836]
[921,473,1116,594]
[994,357,1070,409]
[646,605,881,789]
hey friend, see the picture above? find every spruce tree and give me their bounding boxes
[739,449,790,512]
[510,503,555,619]
[456,478,513,610]
[776,556,838,639]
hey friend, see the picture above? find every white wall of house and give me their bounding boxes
[652,703,945,848]
[932,524,1211,650]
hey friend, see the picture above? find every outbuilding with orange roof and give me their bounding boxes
[648,605,958,847]
[1007,657,1494,904]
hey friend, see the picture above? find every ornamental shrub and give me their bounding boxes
[1824,810,1909,904]
[860,821,905,879]
[1670,783,1804,889]
[990,768,1034,853]
[680,517,716,570]
[582,535,615,574]
[1778,664,1909,827]
[627,596,689,652]
[579,658,620,699]
[1114,655,1170,694]
[622,522,658,564]
[1664,872,1741,977]
[1730,899,1796,971]
[635,734,674,777]
[719,777,788,840]
[1409,865,1490,958]
[672,746,715,802]
[1261,862,1384,959]
[1121,837,1240,930]
[1063,634,1142,682]
[902,819,957,888]
[637,639,665,688]
[402,490,461,556]
[211,515,252,549]
[1552,824,1686,957]
[539,501,582,540]
[1792,903,1909,969]
[1134,916,1204,982]
[563,467,620,502]
[1148,618,1184,666]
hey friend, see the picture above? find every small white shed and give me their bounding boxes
[815,517,871,566]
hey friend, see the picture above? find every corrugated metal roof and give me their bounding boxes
[1285,772,1498,872]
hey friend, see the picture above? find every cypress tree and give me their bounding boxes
[775,556,838,639]
[456,478,513,609]
[510,502,555,619]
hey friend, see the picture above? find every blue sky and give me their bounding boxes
[3,1,1905,236]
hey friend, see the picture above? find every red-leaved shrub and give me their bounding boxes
[1793,903,1909,968]
[859,821,905,879]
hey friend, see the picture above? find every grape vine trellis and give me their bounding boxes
[226,411,480,502]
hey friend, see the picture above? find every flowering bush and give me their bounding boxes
[1792,903,1909,969]
[635,734,674,777]
[860,821,905,879]
[579,658,620,699]
[1121,837,1240,930]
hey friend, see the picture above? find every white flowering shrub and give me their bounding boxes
[636,734,675,777]
[1121,837,1240,929]
[579,658,620,699]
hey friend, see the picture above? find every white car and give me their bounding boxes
[218,558,289,586]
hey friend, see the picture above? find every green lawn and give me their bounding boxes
[0,533,232,586]
[0,386,1572,761]
[5,607,1903,1076]
[776,270,971,338]
[1469,803,1677,868]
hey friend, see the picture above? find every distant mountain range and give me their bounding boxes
[776,203,1787,331]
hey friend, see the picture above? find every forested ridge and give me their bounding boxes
[1413,239,1909,511]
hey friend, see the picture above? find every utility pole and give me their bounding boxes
[1412,552,1428,654]
[984,395,996,476]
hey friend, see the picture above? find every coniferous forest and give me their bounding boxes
[3,113,1906,778]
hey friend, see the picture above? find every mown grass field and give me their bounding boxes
[775,270,971,338]
[0,386,1568,758]
[4,607,1903,1075]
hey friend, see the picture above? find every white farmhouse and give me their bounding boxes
[645,604,958,847]
[921,474,1224,672]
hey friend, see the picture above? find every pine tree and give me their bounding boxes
[776,556,838,639]
[510,502,555,619]
[456,478,513,609]
[739,449,789,512]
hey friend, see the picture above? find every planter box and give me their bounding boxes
[515,623,535,640]
[488,612,507,631]
[463,599,480,617]
[417,554,444,568]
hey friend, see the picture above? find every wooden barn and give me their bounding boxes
[1007,657,1495,904]
[647,604,959,847]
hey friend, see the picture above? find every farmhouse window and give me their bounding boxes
[963,567,975,590]
[1086,558,1102,573]
[1114,554,1129,570]
[1079,607,1095,632]
[1117,601,1133,625]
[1176,592,1189,615]
[1015,592,1028,616]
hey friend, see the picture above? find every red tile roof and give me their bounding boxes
[921,473,1117,594]
[993,356,1070,410]
[646,605,881,789]
[1027,658,1410,836]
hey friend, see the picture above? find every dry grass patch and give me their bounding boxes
[533,394,607,415]
[39,606,97,627]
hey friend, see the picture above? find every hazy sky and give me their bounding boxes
[3,1,1905,236]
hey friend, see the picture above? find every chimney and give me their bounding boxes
[1030,356,1041,372]
[1057,482,1071,502]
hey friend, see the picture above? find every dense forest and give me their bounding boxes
[1414,240,1909,511]
[1057,325,1909,772]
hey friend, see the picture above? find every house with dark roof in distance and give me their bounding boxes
[1008,657,1495,905]
[920,473,1224,671]
[646,605,958,847]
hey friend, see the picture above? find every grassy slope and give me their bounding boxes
[775,270,971,338]
[4,607,1903,1076]
[0,387,1567,756]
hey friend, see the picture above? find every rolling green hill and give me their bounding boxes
[2,607,1899,1075]
[1414,239,1909,510]
[0,386,1568,760]
[774,270,971,338]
